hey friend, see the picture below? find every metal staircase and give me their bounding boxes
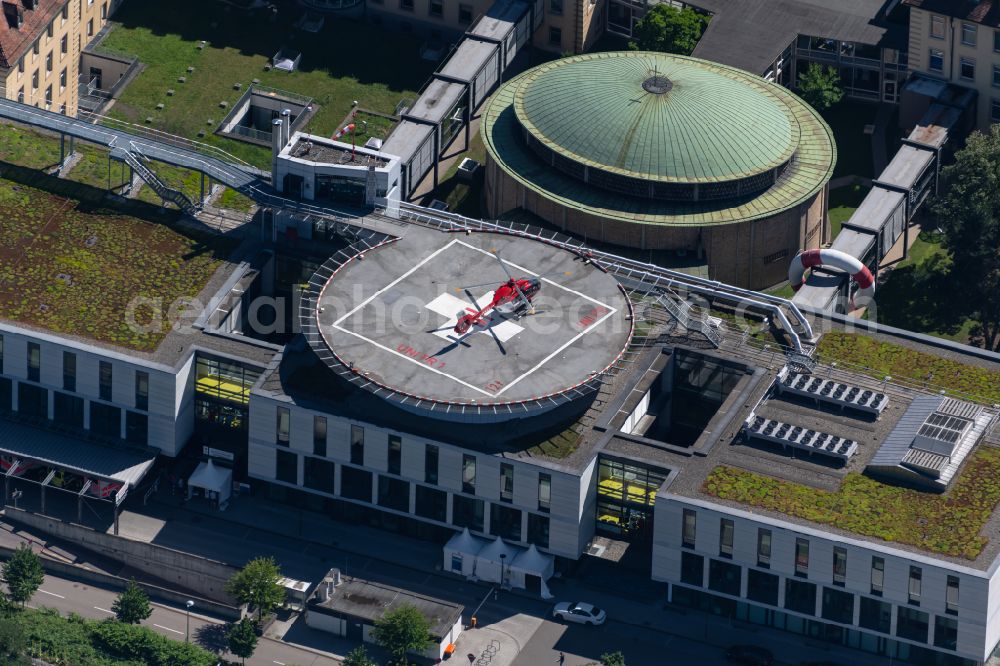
[653,291,722,348]
[118,143,198,215]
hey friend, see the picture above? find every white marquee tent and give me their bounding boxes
[187,459,232,507]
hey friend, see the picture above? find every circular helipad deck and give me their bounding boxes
[304,229,633,421]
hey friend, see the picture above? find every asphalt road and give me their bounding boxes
[23,573,341,666]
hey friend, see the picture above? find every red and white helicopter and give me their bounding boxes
[453,252,542,335]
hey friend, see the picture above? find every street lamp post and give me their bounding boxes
[499,553,507,590]
[185,600,194,642]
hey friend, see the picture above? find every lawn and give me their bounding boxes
[100,0,437,168]
[822,100,877,180]
[0,122,63,170]
[703,445,1000,559]
[828,182,869,238]
[817,331,1000,404]
[63,145,131,193]
[0,168,232,351]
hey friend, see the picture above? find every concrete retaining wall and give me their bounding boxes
[5,509,237,605]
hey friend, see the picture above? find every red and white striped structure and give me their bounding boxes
[789,248,875,309]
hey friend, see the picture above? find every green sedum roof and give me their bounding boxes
[482,52,836,227]
[514,52,797,183]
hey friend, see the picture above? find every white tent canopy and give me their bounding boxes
[187,460,232,506]
[443,531,556,592]
[442,528,489,577]
[474,536,521,585]
[512,544,554,580]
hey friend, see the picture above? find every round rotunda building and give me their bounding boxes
[481,52,836,290]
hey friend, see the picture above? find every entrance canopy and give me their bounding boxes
[187,460,232,505]
[0,418,155,505]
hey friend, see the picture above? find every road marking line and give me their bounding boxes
[153,623,183,635]
[273,662,286,665]
[38,589,65,599]
[94,606,114,614]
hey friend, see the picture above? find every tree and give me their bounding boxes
[796,63,844,111]
[601,651,626,666]
[112,579,152,625]
[343,645,377,666]
[628,5,709,55]
[225,557,284,624]
[930,124,1000,351]
[371,604,433,666]
[227,618,258,665]
[2,544,43,607]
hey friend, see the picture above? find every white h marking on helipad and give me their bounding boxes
[425,291,524,342]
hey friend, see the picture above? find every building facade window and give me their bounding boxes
[303,458,335,494]
[424,444,438,485]
[784,578,816,616]
[682,509,696,548]
[960,57,975,80]
[377,475,409,512]
[549,0,562,14]
[44,84,52,105]
[756,529,771,568]
[387,435,401,475]
[340,466,372,502]
[134,371,148,411]
[453,495,484,531]
[350,425,364,464]
[500,463,514,503]
[462,454,476,493]
[18,383,47,419]
[859,597,891,634]
[125,411,148,445]
[275,450,297,484]
[27,342,40,382]
[994,29,1000,52]
[747,569,779,606]
[719,518,734,558]
[527,513,549,548]
[708,559,741,596]
[89,402,120,438]
[930,15,945,39]
[399,0,413,11]
[821,587,854,625]
[276,406,290,446]
[31,70,39,92]
[313,416,327,457]
[832,547,847,586]
[60,34,67,55]
[458,4,472,23]
[897,606,929,643]
[871,557,884,596]
[680,551,704,587]
[794,538,809,577]
[53,392,83,428]
[908,566,922,605]
[59,67,66,90]
[929,48,944,72]
[45,51,52,73]
[962,22,977,46]
[992,98,1000,122]
[549,27,561,47]
[993,65,1000,87]
[490,503,522,541]
[415,485,447,522]
[538,473,551,512]
[98,361,112,401]
[934,615,958,651]
[946,576,959,615]
[428,0,442,16]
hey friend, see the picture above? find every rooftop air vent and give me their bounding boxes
[743,413,859,461]
[2,1,22,28]
[777,367,888,415]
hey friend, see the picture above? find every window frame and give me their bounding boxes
[871,556,885,596]
[276,406,290,446]
[718,518,734,558]
[682,509,696,549]
[794,538,809,577]
[962,22,977,47]
[930,14,945,40]
[960,57,976,80]
[929,48,944,73]
[756,528,771,568]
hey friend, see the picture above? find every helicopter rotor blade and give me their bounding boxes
[492,250,515,282]
[485,318,507,356]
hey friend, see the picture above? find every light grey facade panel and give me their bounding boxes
[401,438,424,480]
[438,446,463,493]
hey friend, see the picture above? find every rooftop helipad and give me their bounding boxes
[305,228,632,421]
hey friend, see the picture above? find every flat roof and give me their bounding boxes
[469,0,529,42]
[438,39,497,83]
[405,79,466,124]
[309,575,463,638]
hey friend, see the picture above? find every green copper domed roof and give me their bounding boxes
[513,52,799,184]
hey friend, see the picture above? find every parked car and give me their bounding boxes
[551,601,607,625]
[725,644,774,666]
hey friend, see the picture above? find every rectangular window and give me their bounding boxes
[490,503,522,541]
[87,19,93,36]
[53,392,83,428]
[125,411,148,445]
[99,361,112,401]
[934,615,958,651]
[399,0,413,11]
[795,538,809,577]
[549,0,562,14]
[340,466,373,502]
[960,57,975,80]
[60,35,67,55]
[757,529,771,568]
[871,557,884,595]
[500,463,514,503]
[548,26,561,47]
[821,587,854,625]
[707,559,741,597]
[995,30,1000,52]
[59,67,66,90]
[458,3,472,23]
[832,547,847,586]
[27,342,40,382]
[0,378,11,413]
[46,20,53,39]
[946,576,959,615]
[33,41,39,57]
[784,578,817,616]
[962,22,977,46]
[44,84,52,105]
[45,52,52,73]
[17,58,23,75]
[32,70,39,91]
[747,569,779,606]
[61,4,67,20]
[452,495,484,532]
[859,597,892,634]
[101,1,106,19]
[350,425,364,464]
[313,416,327,457]
[428,0,442,16]
[719,518,734,558]
[303,458,335,494]
[930,15,945,39]
[89,401,121,438]
[897,606,929,643]
[424,444,438,485]
[415,485,447,522]
[992,98,1000,122]
[680,551,704,587]
[929,48,944,72]
[134,371,148,411]
[682,509,696,548]
[275,450,297,484]
[377,475,409,512]
[527,513,549,549]
[462,454,476,494]
[538,473,551,513]
[993,65,1000,87]
[387,435,401,475]
[908,566,922,605]
[276,406,290,446]
[17,383,47,419]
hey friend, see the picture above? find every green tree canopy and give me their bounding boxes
[2,545,43,607]
[628,5,709,55]
[112,579,153,625]
[796,63,844,111]
[227,618,258,665]
[930,124,1000,351]
[371,604,433,666]
[601,651,626,666]
[343,645,378,666]
[225,557,285,623]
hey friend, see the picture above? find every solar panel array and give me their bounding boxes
[778,370,889,416]
[916,412,970,446]
[744,414,859,461]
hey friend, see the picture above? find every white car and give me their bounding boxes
[552,601,607,625]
